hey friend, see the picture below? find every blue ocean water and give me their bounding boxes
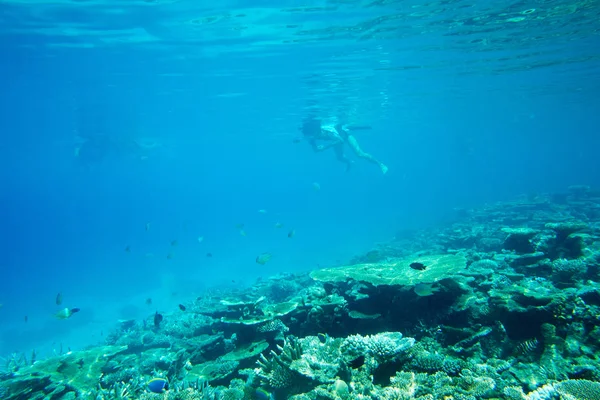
[0,0,599,360]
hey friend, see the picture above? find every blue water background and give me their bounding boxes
[0,1,599,358]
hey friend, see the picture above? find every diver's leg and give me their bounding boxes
[346,135,388,174]
[334,143,353,172]
[345,134,376,162]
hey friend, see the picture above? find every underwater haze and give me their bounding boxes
[1,0,599,360]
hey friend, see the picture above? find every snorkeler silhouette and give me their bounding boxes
[73,99,161,166]
[301,118,388,174]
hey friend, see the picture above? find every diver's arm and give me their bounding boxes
[308,138,320,152]
[309,137,341,152]
[319,138,343,151]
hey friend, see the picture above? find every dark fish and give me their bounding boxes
[145,298,152,306]
[56,292,63,305]
[125,245,131,253]
[178,304,186,311]
[409,262,427,271]
[255,388,272,400]
[206,253,213,258]
[287,229,295,238]
[154,311,163,328]
[292,137,303,144]
[147,378,168,393]
[167,253,174,260]
[24,315,28,323]
[171,240,178,246]
[317,333,328,344]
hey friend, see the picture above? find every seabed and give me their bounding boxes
[2,187,600,399]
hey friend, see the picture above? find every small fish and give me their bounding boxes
[255,388,272,400]
[287,229,295,238]
[145,222,151,231]
[145,298,152,306]
[197,236,204,243]
[24,315,28,323]
[312,182,321,191]
[409,262,427,271]
[55,307,80,320]
[154,312,163,328]
[256,253,272,265]
[258,209,267,214]
[414,283,440,297]
[292,137,303,144]
[206,252,213,258]
[170,240,178,246]
[178,304,186,311]
[317,333,328,344]
[236,223,247,236]
[147,377,169,394]
[274,222,284,228]
[167,253,174,260]
[55,292,63,306]
[125,246,131,253]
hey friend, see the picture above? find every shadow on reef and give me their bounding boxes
[2,186,600,399]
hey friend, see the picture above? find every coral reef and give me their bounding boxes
[1,189,600,399]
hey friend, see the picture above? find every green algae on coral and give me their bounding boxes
[348,310,381,319]
[545,222,587,235]
[0,345,127,398]
[310,254,467,287]
[220,297,265,308]
[188,359,239,382]
[218,299,298,325]
[555,379,600,399]
[501,227,539,236]
[261,301,298,317]
[220,340,269,362]
[220,316,272,325]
